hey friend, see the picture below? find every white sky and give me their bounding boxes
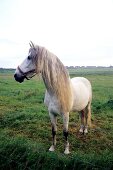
[0,0,113,68]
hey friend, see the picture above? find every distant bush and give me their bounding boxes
[0,68,15,73]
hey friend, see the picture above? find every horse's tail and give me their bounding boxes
[87,81,92,127]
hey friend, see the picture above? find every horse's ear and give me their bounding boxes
[29,42,32,47]
[29,41,35,48]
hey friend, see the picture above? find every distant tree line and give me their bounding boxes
[0,68,15,73]
[0,66,113,73]
[66,65,113,69]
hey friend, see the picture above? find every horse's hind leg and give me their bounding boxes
[79,110,85,133]
[84,102,91,134]
[79,102,91,134]
[49,112,57,152]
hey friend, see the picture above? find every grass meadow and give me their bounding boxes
[0,68,113,170]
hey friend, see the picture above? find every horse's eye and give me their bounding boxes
[28,56,31,60]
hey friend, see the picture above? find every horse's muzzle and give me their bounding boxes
[14,74,25,83]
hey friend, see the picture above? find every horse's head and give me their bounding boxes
[14,41,37,83]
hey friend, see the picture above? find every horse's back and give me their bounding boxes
[71,77,92,92]
[71,77,92,111]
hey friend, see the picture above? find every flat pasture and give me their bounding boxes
[0,68,113,170]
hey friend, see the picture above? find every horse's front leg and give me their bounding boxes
[49,112,57,152]
[63,112,70,154]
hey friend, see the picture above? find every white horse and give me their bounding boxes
[14,41,92,154]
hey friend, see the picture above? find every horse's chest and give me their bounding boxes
[44,92,60,113]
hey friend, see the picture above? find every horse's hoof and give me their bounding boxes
[64,148,70,155]
[79,128,84,133]
[84,129,88,134]
[49,145,55,152]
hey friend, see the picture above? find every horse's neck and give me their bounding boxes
[40,50,73,113]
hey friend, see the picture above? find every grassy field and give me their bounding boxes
[0,68,113,170]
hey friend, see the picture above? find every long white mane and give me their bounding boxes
[35,45,73,113]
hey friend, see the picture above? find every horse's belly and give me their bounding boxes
[71,77,91,111]
[72,92,89,111]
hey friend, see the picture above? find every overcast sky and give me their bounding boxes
[0,0,113,68]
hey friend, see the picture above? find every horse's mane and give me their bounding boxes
[35,45,73,113]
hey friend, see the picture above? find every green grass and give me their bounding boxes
[0,68,113,170]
